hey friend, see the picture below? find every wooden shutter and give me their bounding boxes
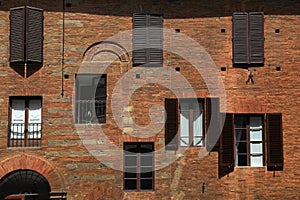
[205,98,220,152]
[267,113,283,170]
[26,7,43,63]
[232,13,249,64]
[10,7,26,63]
[218,113,234,178]
[249,12,264,64]
[165,99,178,151]
[133,14,147,65]
[149,14,163,65]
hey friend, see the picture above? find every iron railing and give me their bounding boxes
[75,99,106,124]
[8,123,42,147]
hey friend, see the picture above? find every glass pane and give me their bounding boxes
[250,116,262,130]
[140,156,153,166]
[124,167,137,174]
[251,155,263,167]
[250,143,263,154]
[193,109,203,145]
[180,136,189,146]
[250,129,262,141]
[140,179,153,190]
[124,144,138,152]
[236,142,247,153]
[125,172,137,178]
[124,179,137,190]
[238,155,247,166]
[180,110,189,146]
[235,129,247,141]
[235,116,249,128]
[125,156,137,166]
[193,136,203,146]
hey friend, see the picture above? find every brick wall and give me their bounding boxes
[0,0,299,199]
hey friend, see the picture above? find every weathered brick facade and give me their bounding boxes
[0,0,299,199]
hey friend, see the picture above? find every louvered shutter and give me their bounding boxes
[149,14,163,65]
[205,98,220,152]
[267,113,283,169]
[165,98,178,151]
[26,7,43,63]
[218,113,234,178]
[233,13,249,64]
[249,12,264,64]
[133,14,147,65]
[10,7,25,63]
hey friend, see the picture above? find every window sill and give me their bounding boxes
[235,166,265,169]
[7,146,42,150]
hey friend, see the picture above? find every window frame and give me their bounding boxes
[123,142,154,192]
[8,96,42,147]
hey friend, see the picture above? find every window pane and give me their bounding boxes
[141,167,153,178]
[180,111,189,146]
[11,99,25,139]
[236,142,247,153]
[125,172,137,178]
[251,155,263,167]
[193,110,203,146]
[28,99,42,139]
[140,155,152,166]
[238,155,247,166]
[125,155,137,166]
[124,179,137,190]
[250,129,262,141]
[250,143,263,154]
[235,129,247,141]
[140,179,153,190]
[250,116,263,141]
[235,116,248,128]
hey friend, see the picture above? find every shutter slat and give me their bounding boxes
[267,113,283,169]
[10,7,25,63]
[249,12,264,64]
[165,99,178,151]
[205,98,220,152]
[26,7,43,63]
[219,113,234,166]
[133,14,147,65]
[233,13,249,64]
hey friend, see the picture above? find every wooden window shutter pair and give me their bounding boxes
[232,12,264,64]
[164,98,220,151]
[219,113,283,173]
[10,6,43,64]
[132,13,163,66]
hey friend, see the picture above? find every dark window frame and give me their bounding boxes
[123,142,154,192]
[8,96,42,147]
[75,74,107,124]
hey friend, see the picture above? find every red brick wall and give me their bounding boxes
[0,0,299,199]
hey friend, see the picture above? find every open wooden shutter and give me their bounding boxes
[10,7,25,63]
[267,113,283,170]
[205,98,220,152]
[249,12,264,64]
[133,14,147,65]
[165,98,178,151]
[149,14,163,65]
[26,7,43,63]
[233,13,249,64]
[218,113,234,178]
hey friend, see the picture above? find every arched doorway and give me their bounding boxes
[0,169,51,200]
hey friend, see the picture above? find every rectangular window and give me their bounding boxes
[132,13,163,66]
[9,97,42,147]
[232,12,264,65]
[179,99,204,147]
[234,115,264,167]
[10,6,43,64]
[75,74,106,124]
[124,142,154,191]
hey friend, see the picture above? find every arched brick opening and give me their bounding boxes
[0,154,66,192]
[85,182,123,200]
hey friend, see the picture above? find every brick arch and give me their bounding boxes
[83,41,130,62]
[0,154,66,192]
[85,182,123,200]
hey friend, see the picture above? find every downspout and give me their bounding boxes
[61,0,65,97]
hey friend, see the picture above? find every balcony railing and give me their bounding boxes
[8,123,42,147]
[75,99,106,124]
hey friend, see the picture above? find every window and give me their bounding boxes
[232,12,264,65]
[132,13,163,66]
[75,74,106,124]
[10,6,43,64]
[165,98,220,150]
[8,97,42,147]
[124,142,154,191]
[219,113,283,172]
[235,115,264,167]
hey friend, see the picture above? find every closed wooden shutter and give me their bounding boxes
[249,12,264,64]
[165,99,178,151]
[133,14,147,65]
[233,13,249,64]
[218,113,234,178]
[149,14,163,65]
[10,7,26,63]
[205,98,220,152]
[267,113,283,170]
